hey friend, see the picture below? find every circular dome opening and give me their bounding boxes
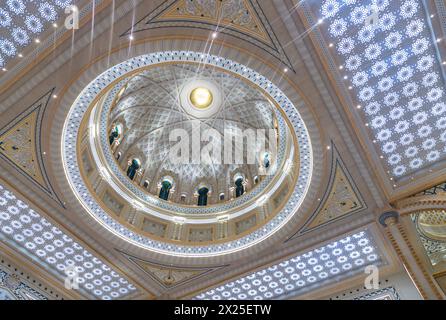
[190,87,213,109]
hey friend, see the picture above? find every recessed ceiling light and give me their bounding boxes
[284,68,288,73]
[18,53,23,58]
[329,43,334,47]
[212,32,218,39]
[357,105,362,109]
[35,38,40,43]
[53,23,58,28]
[431,14,435,18]
[53,94,58,99]
[129,35,134,40]
[2,68,6,72]
[437,38,442,43]
[326,146,331,150]
[339,65,343,70]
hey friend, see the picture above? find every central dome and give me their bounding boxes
[106,63,282,207]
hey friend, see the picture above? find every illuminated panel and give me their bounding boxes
[307,0,446,179]
[0,0,72,67]
[0,182,137,300]
[195,230,383,300]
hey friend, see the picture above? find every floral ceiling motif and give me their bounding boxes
[0,0,72,68]
[307,0,446,180]
[0,182,138,300]
[195,230,383,300]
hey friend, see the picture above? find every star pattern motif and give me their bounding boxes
[316,0,446,179]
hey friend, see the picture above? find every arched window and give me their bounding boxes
[263,152,271,169]
[219,193,225,201]
[109,124,122,146]
[254,176,259,184]
[235,177,245,198]
[197,187,209,206]
[159,180,172,201]
[127,159,140,180]
[143,180,150,189]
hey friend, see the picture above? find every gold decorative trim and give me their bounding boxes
[396,195,446,216]
[157,0,270,43]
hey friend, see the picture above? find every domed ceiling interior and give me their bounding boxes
[0,0,445,301]
[107,63,280,207]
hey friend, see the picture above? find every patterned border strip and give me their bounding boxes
[96,69,288,215]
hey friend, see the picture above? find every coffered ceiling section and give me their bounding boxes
[0,0,73,68]
[301,0,446,183]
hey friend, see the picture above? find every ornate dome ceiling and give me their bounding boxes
[107,63,280,207]
[61,51,313,257]
[3,0,444,301]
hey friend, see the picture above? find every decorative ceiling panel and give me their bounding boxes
[195,230,384,300]
[123,0,294,71]
[303,145,366,231]
[303,0,446,181]
[0,89,63,205]
[0,0,72,68]
[0,182,138,300]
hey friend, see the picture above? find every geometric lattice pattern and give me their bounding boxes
[0,268,48,300]
[110,63,277,204]
[195,230,383,300]
[0,182,137,300]
[0,1,72,68]
[312,0,446,179]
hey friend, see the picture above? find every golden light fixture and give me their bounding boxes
[190,87,213,109]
